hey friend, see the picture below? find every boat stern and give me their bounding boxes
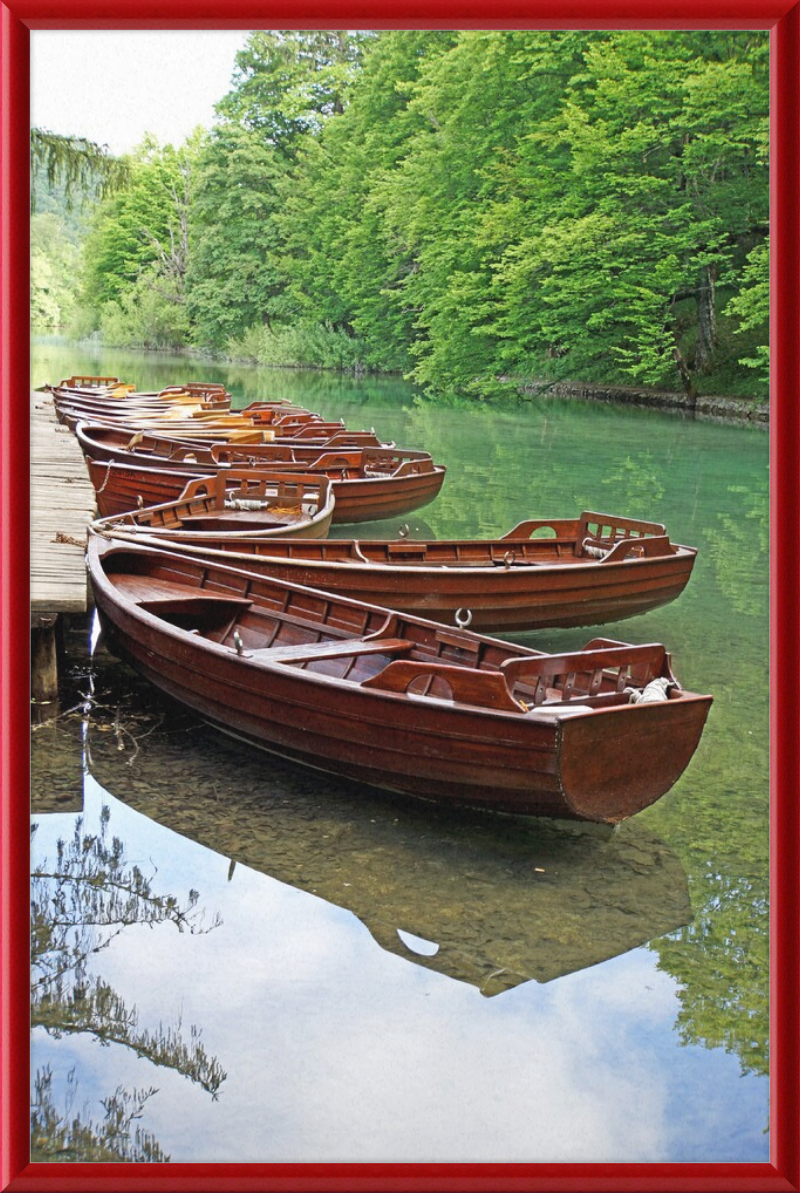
[555,693,713,822]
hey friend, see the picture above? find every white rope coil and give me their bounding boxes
[629,677,674,704]
[223,497,272,510]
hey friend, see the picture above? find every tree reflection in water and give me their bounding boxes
[31,805,226,1162]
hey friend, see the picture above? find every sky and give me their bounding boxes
[30,31,252,155]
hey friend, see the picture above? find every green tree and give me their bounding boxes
[216,30,370,150]
[186,125,289,350]
[80,134,200,341]
[184,30,373,354]
[491,32,769,396]
[31,213,81,330]
[276,30,458,370]
[724,238,769,381]
[30,129,129,212]
[388,31,594,396]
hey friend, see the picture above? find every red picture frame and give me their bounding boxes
[2,4,798,1190]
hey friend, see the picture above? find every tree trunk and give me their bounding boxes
[695,263,717,373]
[673,344,697,404]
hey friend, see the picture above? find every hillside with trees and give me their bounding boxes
[37,30,769,401]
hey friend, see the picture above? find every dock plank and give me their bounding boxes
[31,391,97,615]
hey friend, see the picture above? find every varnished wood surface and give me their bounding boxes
[31,391,96,614]
[92,515,696,632]
[86,454,446,524]
[88,538,713,822]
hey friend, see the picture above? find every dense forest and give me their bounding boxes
[32,30,770,401]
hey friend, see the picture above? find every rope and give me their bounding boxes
[96,460,113,494]
[629,677,675,704]
[223,497,272,511]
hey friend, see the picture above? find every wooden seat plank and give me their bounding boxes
[258,637,415,664]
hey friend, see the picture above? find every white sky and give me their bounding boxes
[30,31,252,155]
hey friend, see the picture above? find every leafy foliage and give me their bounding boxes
[31,1067,168,1163]
[186,125,289,349]
[724,239,769,379]
[31,214,82,331]
[31,129,129,212]
[80,135,200,334]
[216,30,371,149]
[31,805,226,1160]
[58,31,768,397]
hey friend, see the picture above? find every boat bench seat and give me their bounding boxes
[255,637,415,665]
[111,572,253,608]
[111,573,254,640]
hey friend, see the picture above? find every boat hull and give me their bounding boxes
[89,541,712,822]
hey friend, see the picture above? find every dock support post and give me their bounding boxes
[31,614,61,703]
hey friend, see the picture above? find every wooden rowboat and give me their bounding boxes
[72,412,387,449]
[59,402,336,435]
[51,377,229,400]
[51,378,232,412]
[86,450,446,524]
[76,420,391,463]
[87,537,712,822]
[50,374,138,397]
[56,399,233,431]
[91,470,335,541]
[92,510,695,631]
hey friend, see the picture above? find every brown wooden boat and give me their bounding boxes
[87,537,712,822]
[50,379,349,435]
[58,400,337,435]
[86,449,446,524]
[91,420,379,446]
[56,399,234,431]
[91,471,335,541]
[51,377,229,400]
[50,374,138,396]
[51,378,232,411]
[93,511,695,631]
[76,421,391,463]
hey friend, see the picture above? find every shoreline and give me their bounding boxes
[520,379,768,427]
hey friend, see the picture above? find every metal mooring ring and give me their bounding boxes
[455,608,473,628]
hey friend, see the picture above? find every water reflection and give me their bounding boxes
[30,799,226,1161]
[81,659,692,999]
[705,483,769,618]
[651,863,769,1083]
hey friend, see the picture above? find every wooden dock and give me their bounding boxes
[31,389,96,617]
[31,390,97,700]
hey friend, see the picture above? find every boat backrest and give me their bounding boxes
[361,659,524,712]
[499,643,667,704]
[578,511,666,546]
[210,444,296,465]
[62,375,121,388]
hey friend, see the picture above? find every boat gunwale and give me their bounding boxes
[100,533,697,574]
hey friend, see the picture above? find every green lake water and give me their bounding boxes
[30,340,769,1163]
